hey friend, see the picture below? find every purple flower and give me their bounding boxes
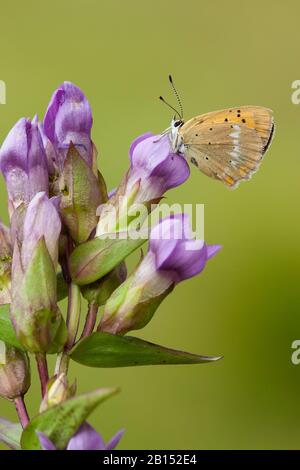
[100,214,221,334]
[43,82,93,169]
[148,213,221,283]
[38,423,124,450]
[128,133,190,202]
[0,117,48,216]
[96,133,190,236]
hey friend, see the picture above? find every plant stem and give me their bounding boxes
[54,351,70,375]
[35,353,49,397]
[80,303,98,339]
[55,236,80,375]
[14,396,29,428]
[65,282,81,350]
[54,282,81,375]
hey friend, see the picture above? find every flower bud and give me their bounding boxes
[0,117,48,217]
[39,373,76,413]
[99,214,221,335]
[0,341,30,400]
[0,221,12,305]
[96,133,190,237]
[43,82,93,170]
[42,83,105,243]
[10,192,67,353]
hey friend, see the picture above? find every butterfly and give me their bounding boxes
[160,76,275,188]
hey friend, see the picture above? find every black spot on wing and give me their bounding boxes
[190,157,198,167]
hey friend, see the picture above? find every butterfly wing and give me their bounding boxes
[180,106,274,188]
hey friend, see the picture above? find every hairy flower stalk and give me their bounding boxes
[80,262,127,338]
[99,214,221,335]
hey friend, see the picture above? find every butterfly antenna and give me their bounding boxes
[169,75,183,119]
[159,96,181,119]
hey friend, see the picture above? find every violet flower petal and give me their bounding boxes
[43,82,93,167]
[207,244,222,259]
[106,429,125,450]
[67,423,106,450]
[37,432,57,451]
[129,132,154,163]
[129,134,190,200]
[22,192,61,269]
[0,117,48,209]
[130,134,189,188]
[149,214,221,283]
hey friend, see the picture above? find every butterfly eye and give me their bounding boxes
[174,120,182,128]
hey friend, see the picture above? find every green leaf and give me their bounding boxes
[0,417,22,449]
[70,332,222,368]
[69,234,146,286]
[59,144,103,244]
[0,304,23,349]
[21,387,119,450]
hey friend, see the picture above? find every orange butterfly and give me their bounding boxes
[160,76,274,188]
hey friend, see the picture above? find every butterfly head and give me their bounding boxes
[170,117,184,153]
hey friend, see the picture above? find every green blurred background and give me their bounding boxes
[1,0,300,450]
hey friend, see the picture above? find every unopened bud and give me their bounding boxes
[0,341,30,400]
[39,373,76,413]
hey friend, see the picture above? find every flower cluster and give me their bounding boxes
[0,82,221,450]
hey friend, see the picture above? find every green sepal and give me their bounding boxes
[69,233,146,286]
[100,277,173,334]
[0,304,22,349]
[21,387,119,450]
[0,222,12,305]
[81,262,127,307]
[11,238,66,353]
[59,144,103,244]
